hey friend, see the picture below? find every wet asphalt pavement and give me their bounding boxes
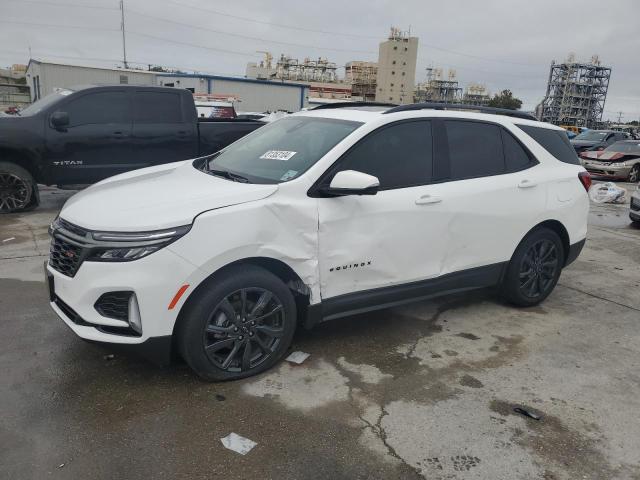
[1,184,640,480]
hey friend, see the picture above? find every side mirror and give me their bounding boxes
[50,111,69,129]
[322,170,380,196]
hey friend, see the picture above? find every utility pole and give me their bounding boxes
[617,111,623,124]
[120,0,128,69]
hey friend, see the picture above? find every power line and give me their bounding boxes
[125,7,376,54]
[164,0,543,68]
[2,0,119,10]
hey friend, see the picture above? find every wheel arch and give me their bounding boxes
[0,148,40,182]
[523,219,571,266]
[172,256,312,340]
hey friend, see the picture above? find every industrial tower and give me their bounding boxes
[537,54,611,128]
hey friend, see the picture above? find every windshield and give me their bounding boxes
[605,142,640,154]
[20,90,71,116]
[574,130,609,141]
[206,116,362,183]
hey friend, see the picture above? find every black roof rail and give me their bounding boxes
[383,102,537,121]
[312,101,398,110]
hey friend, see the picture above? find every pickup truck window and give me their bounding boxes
[134,92,183,124]
[20,90,71,116]
[207,116,362,184]
[66,92,130,127]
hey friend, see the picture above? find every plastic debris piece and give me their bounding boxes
[513,407,542,421]
[103,354,115,361]
[285,351,310,364]
[589,182,626,204]
[57,463,65,468]
[215,394,226,402]
[2,237,15,243]
[220,433,257,455]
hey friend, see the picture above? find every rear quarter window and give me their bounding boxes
[517,124,580,165]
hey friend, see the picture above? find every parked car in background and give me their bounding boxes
[46,103,589,380]
[630,188,640,225]
[579,140,640,182]
[570,129,629,153]
[0,85,263,213]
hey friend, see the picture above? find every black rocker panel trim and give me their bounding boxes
[307,262,506,326]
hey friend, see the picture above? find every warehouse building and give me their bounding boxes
[25,60,309,112]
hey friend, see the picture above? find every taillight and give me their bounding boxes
[578,171,592,192]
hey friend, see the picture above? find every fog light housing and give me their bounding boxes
[128,294,142,334]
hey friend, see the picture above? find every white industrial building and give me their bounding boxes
[25,60,309,112]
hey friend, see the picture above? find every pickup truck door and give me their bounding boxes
[45,89,134,185]
[131,89,198,167]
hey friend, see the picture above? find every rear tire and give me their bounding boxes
[0,161,34,213]
[177,265,297,381]
[501,228,565,307]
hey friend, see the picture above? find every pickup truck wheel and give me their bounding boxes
[0,162,34,213]
[501,228,564,307]
[178,265,297,381]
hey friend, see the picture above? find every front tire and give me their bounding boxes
[0,161,34,213]
[501,228,565,307]
[628,164,640,183]
[177,265,297,381]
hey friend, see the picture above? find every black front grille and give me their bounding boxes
[95,291,132,321]
[631,197,640,212]
[49,236,85,277]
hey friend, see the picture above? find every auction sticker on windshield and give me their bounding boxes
[260,150,297,161]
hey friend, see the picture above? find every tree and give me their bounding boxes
[487,89,522,110]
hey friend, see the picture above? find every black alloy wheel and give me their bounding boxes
[518,239,559,299]
[178,264,297,381]
[501,228,564,307]
[203,288,285,372]
[0,171,31,212]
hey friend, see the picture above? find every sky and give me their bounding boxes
[1,0,639,121]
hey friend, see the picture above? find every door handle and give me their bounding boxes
[176,130,188,137]
[415,194,442,205]
[111,131,129,138]
[518,179,537,189]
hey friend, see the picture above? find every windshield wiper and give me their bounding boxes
[208,168,249,183]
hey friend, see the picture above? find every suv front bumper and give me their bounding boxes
[46,247,197,365]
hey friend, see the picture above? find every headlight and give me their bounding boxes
[86,225,191,262]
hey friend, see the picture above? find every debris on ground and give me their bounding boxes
[589,182,626,204]
[103,354,115,361]
[57,463,65,469]
[215,394,226,402]
[513,406,542,421]
[220,433,257,455]
[285,351,310,364]
[2,237,15,243]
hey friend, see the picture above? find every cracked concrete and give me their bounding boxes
[2,184,640,479]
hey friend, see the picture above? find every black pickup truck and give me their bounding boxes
[0,85,264,212]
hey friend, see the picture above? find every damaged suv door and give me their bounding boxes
[314,120,451,302]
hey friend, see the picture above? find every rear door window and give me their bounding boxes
[134,91,183,123]
[502,129,535,171]
[517,125,580,165]
[336,120,432,190]
[445,120,504,179]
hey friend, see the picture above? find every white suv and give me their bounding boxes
[46,103,590,380]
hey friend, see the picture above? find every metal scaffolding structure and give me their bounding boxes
[462,83,491,106]
[345,61,377,101]
[537,54,611,128]
[275,55,338,83]
[414,68,462,103]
